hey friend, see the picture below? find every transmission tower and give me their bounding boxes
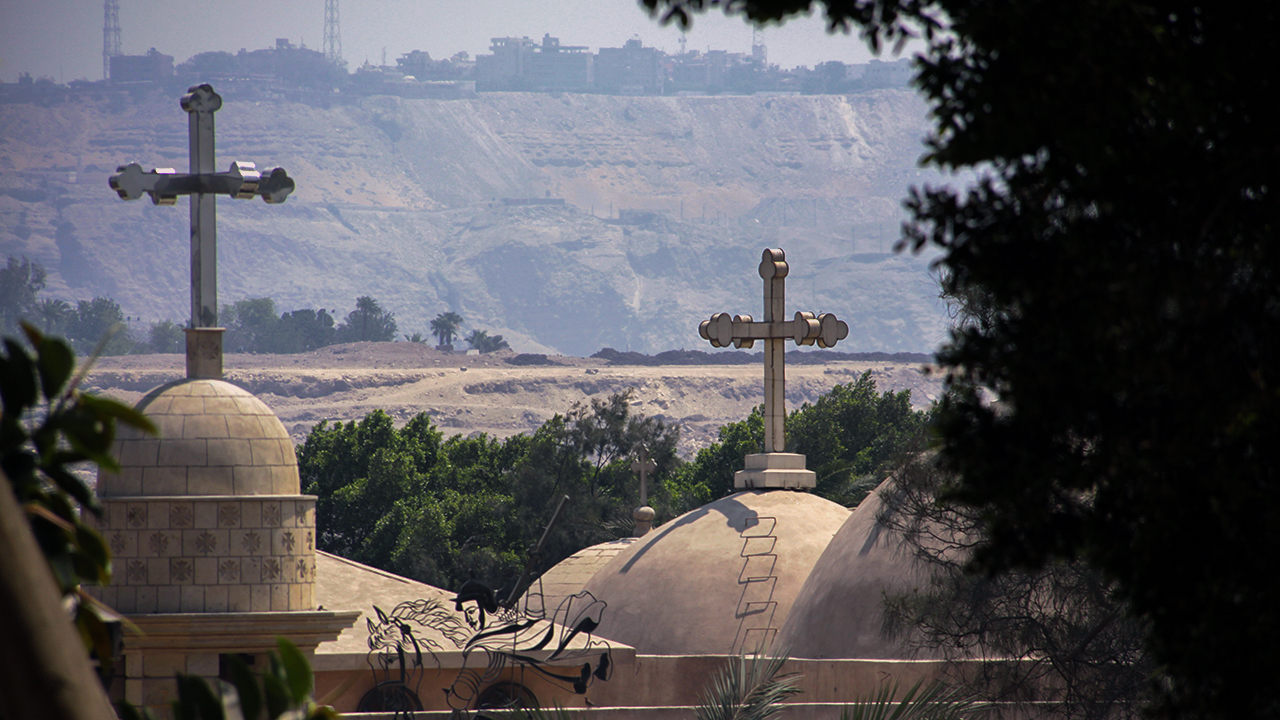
[103,0,122,80]
[323,0,343,65]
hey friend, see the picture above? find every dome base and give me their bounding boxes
[735,453,816,489]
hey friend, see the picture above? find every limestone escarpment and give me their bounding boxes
[0,90,948,354]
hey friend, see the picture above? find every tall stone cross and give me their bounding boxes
[699,248,849,489]
[631,446,657,537]
[108,84,295,380]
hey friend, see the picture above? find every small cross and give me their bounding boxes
[631,446,658,537]
[108,84,295,379]
[699,248,849,489]
[631,446,656,507]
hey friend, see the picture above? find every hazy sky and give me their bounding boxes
[0,0,910,84]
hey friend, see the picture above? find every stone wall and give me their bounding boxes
[87,495,317,613]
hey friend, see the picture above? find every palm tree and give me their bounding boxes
[429,312,464,347]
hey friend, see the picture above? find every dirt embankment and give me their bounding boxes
[85,343,944,456]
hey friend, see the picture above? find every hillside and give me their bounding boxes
[83,343,945,457]
[0,88,950,354]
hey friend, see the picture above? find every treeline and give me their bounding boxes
[1,255,512,356]
[298,372,928,592]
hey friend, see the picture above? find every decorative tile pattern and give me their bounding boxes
[171,559,193,583]
[262,502,281,527]
[195,531,217,555]
[89,496,318,613]
[170,503,193,528]
[218,504,241,528]
[218,559,240,582]
[127,560,147,584]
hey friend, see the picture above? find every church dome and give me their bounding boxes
[580,490,850,656]
[773,484,939,659]
[97,378,300,497]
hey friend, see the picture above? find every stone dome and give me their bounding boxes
[580,490,850,656]
[533,537,640,616]
[89,378,317,614]
[773,483,938,659]
[97,379,300,497]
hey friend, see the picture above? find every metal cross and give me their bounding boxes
[631,446,656,506]
[108,84,295,378]
[700,248,849,455]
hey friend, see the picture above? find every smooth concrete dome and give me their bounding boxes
[773,483,938,659]
[97,379,300,497]
[580,490,850,656]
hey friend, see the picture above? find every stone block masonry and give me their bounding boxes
[88,496,317,613]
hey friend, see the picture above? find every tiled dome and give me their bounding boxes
[97,379,299,497]
[580,490,850,655]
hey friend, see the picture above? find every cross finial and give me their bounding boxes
[108,84,295,380]
[631,446,657,537]
[699,248,849,489]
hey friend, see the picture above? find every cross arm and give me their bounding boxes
[109,161,295,205]
[699,311,849,349]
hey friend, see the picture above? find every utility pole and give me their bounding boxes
[103,0,121,81]
[323,0,342,66]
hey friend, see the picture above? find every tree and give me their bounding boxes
[68,296,133,356]
[429,311,464,347]
[465,329,510,354]
[336,296,397,343]
[671,372,930,509]
[222,297,280,353]
[1,324,156,718]
[0,255,47,335]
[644,1,1279,717]
[277,308,336,353]
[879,456,1152,719]
[34,298,73,338]
[148,319,185,354]
[298,392,681,592]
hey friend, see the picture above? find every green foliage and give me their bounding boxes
[695,652,802,720]
[277,308,336,352]
[644,1,1278,716]
[122,638,337,720]
[0,255,47,336]
[222,300,338,354]
[879,456,1151,719]
[68,297,134,356]
[299,391,680,592]
[840,679,982,720]
[148,319,185,354]
[222,298,279,353]
[34,298,74,338]
[429,311,464,347]
[466,328,511,353]
[336,296,397,343]
[671,372,929,509]
[0,323,156,673]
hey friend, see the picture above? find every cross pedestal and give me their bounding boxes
[108,84,295,379]
[699,248,849,490]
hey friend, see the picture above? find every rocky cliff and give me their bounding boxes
[0,88,949,355]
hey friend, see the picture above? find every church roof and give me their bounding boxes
[580,490,850,656]
[533,537,640,615]
[773,483,940,659]
[97,379,300,497]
